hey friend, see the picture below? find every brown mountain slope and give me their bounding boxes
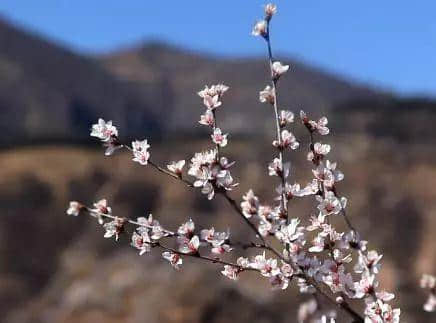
[0,18,160,145]
[0,18,390,145]
[100,42,389,136]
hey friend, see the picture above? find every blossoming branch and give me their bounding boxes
[67,4,405,323]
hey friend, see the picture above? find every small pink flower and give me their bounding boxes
[252,20,267,37]
[167,160,185,176]
[90,118,118,142]
[272,61,289,79]
[162,252,183,270]
[66,201,83,216]
[211,128,228,147]
[199,109,215,126]
[259,85,275,104]
[264,3,277,19]
[221,265,239,280]
[132,139,151,165]
[178,235,200,254]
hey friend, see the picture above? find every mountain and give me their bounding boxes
[99,42,388,136]
[0,19,160,145]
[0,19,389,146]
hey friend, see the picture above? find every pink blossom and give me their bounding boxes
[178,235,200,254]
[252,20,267,37]
[162,252,183,270]
[103,217,126,241]
[279,110,294,127]
[221,265,239,280]
[259,85,275,104]
[272,61,290,79]
[132,139,151,165]
[167,160,185,175]
[264,3,277,19]
[66,201,83,216]
[131,231,151,255]
[90,118,118,142]
[199,109,215,126]
[211,128,228,147]
[241,189,259,218]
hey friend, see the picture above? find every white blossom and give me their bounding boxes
[272,61,290,79]
[221,265,239,280]
[131,231,151,255]
[273,129,299,150]
[103,217,126,241]
[264,3,277,19]
[199,109,215,126]
[178,235,200,254]
[66,201,82,216]
[252,252,281,277]
[279,110,294,127]
[259,85,275,104]
[162,252,183,270]
[316,191,343,216]
[252,20,267,37]
[167,160,185,175]
[132,139,151,165]
[241,189,259,218]
[177,219,195,237]
[90,118,118,142]
[211,128,228,147]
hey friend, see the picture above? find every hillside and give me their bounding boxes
[0,19,390,145]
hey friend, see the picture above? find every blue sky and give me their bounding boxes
[0,0,435,96]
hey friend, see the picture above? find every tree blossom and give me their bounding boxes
[199,109,215,126]
[355,250,383,274]
[198,84,229,110]
[316,191,345,216]
[275,218,305,244]
[279,110,294,127]
[252,252,281,277]
[312,160,344,189]
[268,158,290,177]
[259,85,275,104]
[270,274,289,290]
[354,272,378,299]
[241,189,259,218]
[252,20,267,37]
[162,252,183,270]
[90,118,118,142]
[131,139,151,165]
[198,84,229,99]
[167,160,185,176]
[178,219,195,238]
[202,94,222,110]
[91,199,111,224]
[221,265,239,280]
[131,231,151,255]
[189,149,237,200]
[264,3,277,19]
[364,299,400,323]
[300,110,330,135]
[272,61,290,79]
[66,201,83,216]
[103,217,126,241]
[273,129,299,150]
[178,235,200,254]
[211,128,228,147]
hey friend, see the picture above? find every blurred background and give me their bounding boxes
[0,1,435,322]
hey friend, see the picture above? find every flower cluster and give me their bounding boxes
[190,84,237,199]
[67,4,406,323]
